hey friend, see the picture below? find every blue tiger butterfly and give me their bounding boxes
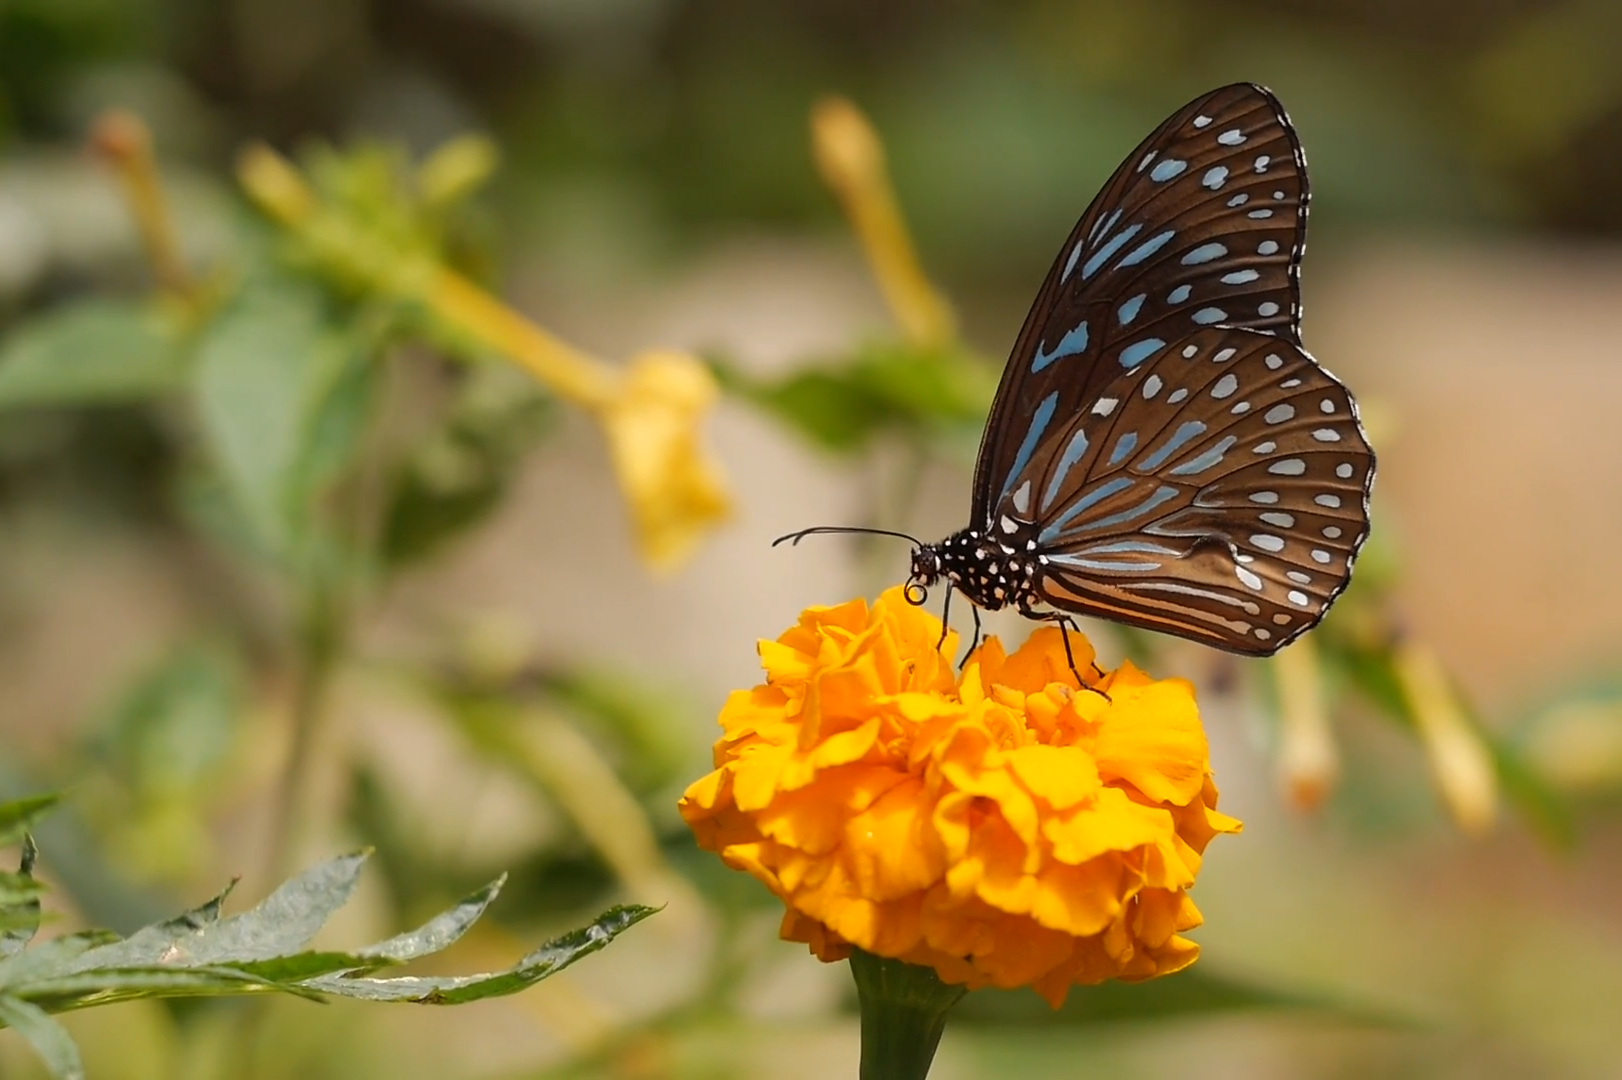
[781,84,1374,661]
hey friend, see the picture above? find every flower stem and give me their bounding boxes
[849,949,966,1080]
[265,580,344,880]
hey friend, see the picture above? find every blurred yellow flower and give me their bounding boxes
[598,350,733,571]
[679,587,1240,1007]
[811,96,956,347]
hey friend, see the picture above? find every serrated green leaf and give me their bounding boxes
[356,877,505,963]
[0,300,185,411]
[951,965,1416,1029]
[0,932,121,992]
[17,965,303,1013]
[0,836,41,957]
[0,795,60,849]
[0,994,83,1079]
[192,282,378,556]
[302,903,655,1003]
[234,950,383,983]
[62,851,367,974]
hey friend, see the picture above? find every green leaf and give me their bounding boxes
[89,644,242,797]
[715,340,996,456]
[951,965,1415,1029]
[0,301,186,410]
[0,837,41,957]
[192,281,379,556]
[0,794,59,850]
[61,851,366,973]
[354,876,504,963]
[0,995,82,1080]
[0,842,652,1059]
[301,904,656,1003]
[381,366,554,566]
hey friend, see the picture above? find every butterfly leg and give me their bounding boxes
[935,586,953,653]
[1018,604,1110,701]
[965,603,983,665]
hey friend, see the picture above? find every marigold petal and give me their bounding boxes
[844,777,946,901]
[753,763,906,855]
[1007,744,1101,809]
[1030,857,1127,936]
[1045,787,1170,866]
[1091,678,1209,806]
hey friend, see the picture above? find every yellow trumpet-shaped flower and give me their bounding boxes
[236,142,733,571]
[812,96,956,347]
[596,350,733,571]
[1394,640,1499,834]
[1273,635,1339,811]
[680,587,1240,1007]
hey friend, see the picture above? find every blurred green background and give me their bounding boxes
[2,0,1622,1077]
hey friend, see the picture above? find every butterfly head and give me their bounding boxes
[904,545,946,605]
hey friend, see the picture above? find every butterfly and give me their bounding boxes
[781,83,1374,663]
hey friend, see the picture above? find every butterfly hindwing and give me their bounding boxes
[971,83,1309,530]
[1023,327,1373,654]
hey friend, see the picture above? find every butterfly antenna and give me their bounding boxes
[772,525,926,548]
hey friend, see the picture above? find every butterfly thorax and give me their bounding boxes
[909,526,1043,612]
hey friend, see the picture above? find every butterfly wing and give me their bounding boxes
[1024,327,1373,654]
[972,83,1309,529]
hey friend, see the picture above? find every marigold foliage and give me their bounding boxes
[679,587,1240,1007]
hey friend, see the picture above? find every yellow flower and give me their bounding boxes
[679,587,1240,1007]
[811,96,956,348]
[596,350,733,571]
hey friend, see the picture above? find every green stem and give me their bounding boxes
[265,580,343,881]
[850,949,966,1080]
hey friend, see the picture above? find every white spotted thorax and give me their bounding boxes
[903,83,1374,658]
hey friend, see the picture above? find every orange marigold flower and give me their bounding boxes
[679,586,1241,1007]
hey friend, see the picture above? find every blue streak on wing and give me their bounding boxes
[1182,243,1227,265]
[1052,484,1180,537]
[1031,320,1089,373]
[1116,229,1175,270]
[1118,338,1165,368]
[1192,307,1226,325]
[1047,556,1163,572]
[1168,283,1192,304]
[1201,166,1229,189]
[1061,240,1085,283]
[1082,223,1142,279]
[1117,294,1146,326]
[1039,477,1135,543]
[1169,434,1238,476]
[1087,208,1123,247]
[1073,540,1182,556]
[1107,431,1138,466]
[1136,420,1208,471]
[1000,391,1060,500]
[1040,428,1090,512]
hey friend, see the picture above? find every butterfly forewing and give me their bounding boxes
[1024,327,1373,654]
[972,83,1309,529]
